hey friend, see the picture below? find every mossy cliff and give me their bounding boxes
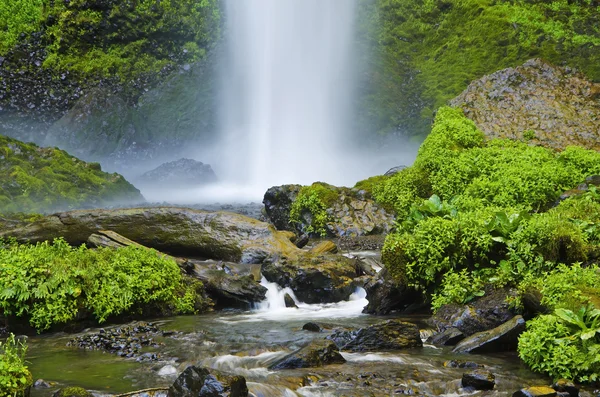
[0,134,143,213]
[356,0,600,139]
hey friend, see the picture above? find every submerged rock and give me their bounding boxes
[269,339,345,369]
[452,315,526,354]
[52,387,94,397]
[341,320,422,352]
[136,158,218,188]
[0,207,300,263]
[450,58,600,151]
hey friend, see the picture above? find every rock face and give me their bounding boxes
[362,268,421,315]
[429,289,516,335]
[453,315,526,354]
[263,184,395,237]
[0,207,300,263]
[262,253,360,304]
[340,320,422,352]
[136,158,218,187]
[450,58,600,151]
[462,369,496,391]
[269,339,345,370]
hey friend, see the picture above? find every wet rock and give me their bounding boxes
[443,360,482,369]
[169,366,212,397]
[303,322,322,332]
[263,185,302,232]
[262,253,359,304]
[66,322,162,360]
[453,315,526,354]
[513,386,558,397]
[384,165,407,176]
[341,320,422,352]
[284,293,297,308]
[362,268,421,315]
[552,379,579,397]
[309,241,338,255]
[33,379,52,388]
[295,234,309,249]
[200,375,224,396]
[168,366,248,397]
[52,387,93,397]
[187,260,267,309]
[429,288,517,335]
[450,58,600,151]
[270,339,345,369]
[428,327,465,346]
[0,207,300,263]
[136,158,218,188]
[462,369,495,390]
[159,365,178,376]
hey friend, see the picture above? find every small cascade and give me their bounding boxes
[247,382,299,397]
[256,276,300,310]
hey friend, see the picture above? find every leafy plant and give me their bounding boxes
[431,269,485,312]
[0,333,32,397]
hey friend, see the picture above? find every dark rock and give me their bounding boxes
[52,387,94,397]
[295,234,309,249]
[303,322,322,332]
[284,293,297,308]
[362,268,421,315]
[262,253,359,304]
[136,158,218,187]
[429,288,517,335]
[263,185,302,232]
[229,376,249,397]
[462,369,495,391]
[521,287,549,318]
[443,360,482,369]
[513,386,558,397]
[169,366,212,397]
[269,339,345,369]
[187,260,267,309]
[552,379,579,397]
[427,327,465,346]
[328,328,358,348]
[0,207,300,263]
[341,320,422,352]
[450,58,600,151]
[453,315,526,353]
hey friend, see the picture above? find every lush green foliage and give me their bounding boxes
[0,239,207,332]
[0,334,32,397]
[0,134,142,213]
[431,269,484,312]
[357,0,600,137]
[289,183,339,236]
[379,107,600,292]
[0,0,220,82]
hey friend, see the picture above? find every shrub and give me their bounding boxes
[0,239,207,332]
[431,269,485,313]
[0,333,32,397]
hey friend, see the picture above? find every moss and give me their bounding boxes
[289,183,341,236]
[353,175,389,196]
[52,387,93,397]
[0,134,143,213]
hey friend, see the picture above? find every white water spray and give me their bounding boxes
[218,0,358,195]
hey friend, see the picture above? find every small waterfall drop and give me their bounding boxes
[219,0,358,194]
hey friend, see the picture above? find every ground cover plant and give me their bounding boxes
[0,239,208,332]
[0,333,32,397]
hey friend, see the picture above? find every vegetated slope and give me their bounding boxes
[356,0,600,138]
[0,134,143,213]
[368,106,600,381]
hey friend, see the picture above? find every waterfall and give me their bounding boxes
[218,0,358,194]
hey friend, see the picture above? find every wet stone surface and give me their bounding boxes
[66,322,167,361]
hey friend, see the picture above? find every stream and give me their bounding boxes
[27,278,549,397]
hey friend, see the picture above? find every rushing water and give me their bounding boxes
[28,277,550,397]
[218,0,358,192]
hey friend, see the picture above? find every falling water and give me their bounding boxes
[218,0,358,194]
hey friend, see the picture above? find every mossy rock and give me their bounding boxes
[52,387,93,397]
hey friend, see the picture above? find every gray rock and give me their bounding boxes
[362,268,421,315]
[452,315,526,354]
[513,386,558,397]
[428,327,465,346]
[284,293,297,308]
[341,320,422,352]
[263,185,302,232]
[136,158,218,187]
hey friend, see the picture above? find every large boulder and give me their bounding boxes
[136,158,218,188]
[450,58,600,151]
[261,253,360,304]
[452,315,526,354]
[429,289,517,336]
[340,320,422,352]
[362,268,421,315]
[269,339,345,370]
[186,259,266,309]
[263,185,302,232]
[0,207,300,263]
